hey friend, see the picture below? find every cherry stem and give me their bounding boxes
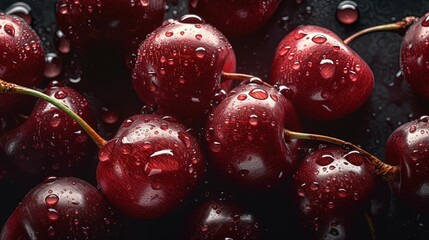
[343,16,418,45]
[221,71,274,87]
[284,129,399,181]
[0,79,107,148]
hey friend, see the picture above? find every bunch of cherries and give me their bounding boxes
[1,0,429,239]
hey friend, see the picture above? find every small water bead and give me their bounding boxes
[311,34,327,44]
[179,14,205,24]
[422,15,429,27]
[47,208,60,221]
[56,30,71,54]
[44,53,63,78]
[4,23,15,37]
[101,107,119,124]
[319,59,335,79]
[195,47,206,58]
[165,31,173,37]
[409,125,417,133]
[337,188,348,198]
[249,88,268,100]
[140,0,149,6]
[47,226,56,237]
[237,94,247,101]
[279,45,291,56]
[45,194,59,206]
[336,0,359,25]
[210,141,222,152]
[316,154,335,166]
[50,113,62,128]
[178,131,191,148]
[249,114,258,126]
[349,70,358,81]
[294,29,307,40]
[54,90,68,99]
[195,34,202,40]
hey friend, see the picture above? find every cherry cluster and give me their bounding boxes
[0,0,429,239]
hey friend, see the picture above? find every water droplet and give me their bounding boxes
[195,47,206,58]
[178,131,191,148]
[237,94,247,100]
[349,70,358,81]
[312,34,327,44]
[150,149,174,158]
[195,34,202,40]
[210,141,222,152]
[101,108,119,124]
[292,61,300,70]
[409,125,417,133]
[336,0,359,25]
[151,179,163,190]
[47,226,56,237]
[165,31,173,37]
[45,194,59,206]
[249,88,268,100]
[316,154,335,166]
[54,90,67,99]
[44,53,63,78]
[179,14,205,24]
[337,188,348,198]
[4,24,15,37]
[418,115,429,122]
[249,114,258,126]
[238,169,249,177]
[422,15,429,27]
[50,113,62,128]
[47,208,60,221]
[343,150,363,166]
[319,59,335,79]
[55,30,70,54]
[123,118,134,127]
[294,29,307,40]
[279,45,291,56]
[44,176,57,183]
[310,182,319,191]
[140,0,149,6]
[58,4,68,14]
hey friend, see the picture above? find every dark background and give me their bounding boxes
[1,0,429,239]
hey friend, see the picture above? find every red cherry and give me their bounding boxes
[400,12,429,99]
[205,80,301,191]
[132,14,237,124]
[188,0,281,37]
[0,176,119,239]
[96,114,205,219]
[0,83,96,181]
[270,25,374,121]
[385,115,429,211]
[0,13,45,116]
[55,0,166,58]
[291,145,377,239]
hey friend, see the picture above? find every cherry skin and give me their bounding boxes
[270,25,374,121]
[188,0,281,37]
[385,115,429,212]
[96,113,205,219]
[205,79,301,191]
[400,12,429,100]
[291,145,377,239]
[0,13,45,116]
[0,176,119,239]
[55,0,165,58]
[132,14,237,125]
[0,82,96,181]
[186,197,264,240]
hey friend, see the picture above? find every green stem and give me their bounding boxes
[343,16,418,45]
[0,79,107,148]
[284,129,399,181]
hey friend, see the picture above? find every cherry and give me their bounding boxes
[0,12,45,116]
[55,0,166,59]
[185,197,264,239]
[0,79,207,220]
[188,0,281,37]
[205,79,302,191]
[400,12,429,100]
[0,176,119,239]
[291,145,377,239]
[132,14,237,125]
[385,115,429,212]
[0,82,96,181]
[269,25,374,121]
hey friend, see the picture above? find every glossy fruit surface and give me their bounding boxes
[96,114,205,219]
[55,0,165,57]
[0,176,119,239]
[291,145,377,239]
[188,0,281,37]
[400,12,429,100]
[385,115,429,212]
[205,80,301,191]
[0,82,96,180]
[270,25,374,121]
[0,13,45,116]
[132,14,236,124]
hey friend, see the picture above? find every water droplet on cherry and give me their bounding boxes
[336,0,359,25]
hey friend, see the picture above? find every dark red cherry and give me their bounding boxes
[205,80,301,191]
[291,145,377,239]
[0,13,45,116]
[385,115,429,211]
[132,14,236,124]
[0,82,96,180]
[96,114,205,219]
[270,25,374,121]
[186,198,264,240]
[400,12,429,100]
[188,0,281,37]
[0,176,119,239]
[55,0,165,57]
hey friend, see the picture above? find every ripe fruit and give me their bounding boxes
[270,25,374,121]
[385,115,429,211]
[0,13,45,116]
[291,145,377,239]
[205,79,301,191]
[0,82,96,181]
[0,176,119,239]
[400,12,429,100]
[96,114,205,219]
[55,0,166,58]
[188,0,281,37]
[132,14,236,125]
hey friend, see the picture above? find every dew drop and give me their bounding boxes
[165,31,173,37]
[45,194,59,206]
[336,0,359,25]
[195,47,206,58]
[140,0,149,6]
[50,113,62,128]
[409,125,417,133]
[210,141,222,152]
[279,45,291,56]
[312,34,327,44]
[249,88,268,100]
[54,90,67,99]
[337,188,348,198]
[44,53,63,78]
[179,14,205,24]
[294,29,307,40]
[4,24,15,37]
[319,59,335,79]
[47,208,60,221]
[422,15,429,27]
[316,154,335,166]
[195,34,202,40]
[47,226,56,237]
[237,94,247,101]
[101,108,119,124]
[55,30,71,54]
[310,182,319,191]
[178,131,191,148]
[249,114,258,126]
